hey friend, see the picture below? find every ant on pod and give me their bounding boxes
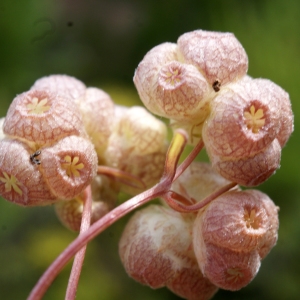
[212,80,221,92]
[30,150,41,165]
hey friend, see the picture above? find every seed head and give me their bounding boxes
[0,138,56,206]
[39,135,98,200]
[3,89,86,145]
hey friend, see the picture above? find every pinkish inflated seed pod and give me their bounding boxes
[31,74,86,102]
[55,198,110,231]
[210,139,281,186]
[3,89,86,146]
[177,30,248,87]
[110,106,167,156]
[275,88,294,148]
[105,106,168,195]
[198,243,261,291]
[257,195,279,259]
[134,42,211,123]
[134,42,178,116]
[55,175,118,231]
[193,189,278,290]
[39,135,98,200]
[90,173,120,204]
[76,87,115,161]
[119,150,167,195]
[166,265,218,300]
[198,190,278,253]
[119,205,195,288]
[170,162,234,203]
[0,138,57,206]
[119,205,218,300]
[202,78,282,159]
[55,198,84,231]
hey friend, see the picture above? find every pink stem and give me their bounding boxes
[27,184,166,300]
[28,130,188,300]
[97,166,146,189]
[173,139,204,181]
[65,185,92,300]
[163,182,238,213]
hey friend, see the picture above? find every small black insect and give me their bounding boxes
[30,150,41,165]
[212,80,221,92]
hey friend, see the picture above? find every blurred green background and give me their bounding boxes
[0,0,299,299]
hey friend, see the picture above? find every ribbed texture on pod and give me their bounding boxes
[193,189,279,290]
[31,74,86,101]
[134,42,211,123]
[3,89,86,145]
[105,106,168,195]
[0,138,56,206]
[39,135,98,200]
[77,87,115,160]
[119,205,218,300]
[177,30,248,85]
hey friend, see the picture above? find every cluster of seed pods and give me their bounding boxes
[119,162,279,299]
[0,75,168,231]
[134,29,293,186]
[0,29,294,300]
[119,29,293,299]
[0,76,98,206]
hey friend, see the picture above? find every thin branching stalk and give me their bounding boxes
[65,185,92,300]
[28,130,190,300]
[163,182,238,213]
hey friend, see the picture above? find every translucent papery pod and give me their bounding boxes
[202,77,293,186]
[111,106,168,156]
[55,175,119,231]
[133,42,211,124]
[104,106,168,195]
[119,205,218,300]
[192,189,279,291]
[203,78,291,159]
[134,30,249,147]
[76,87,115,162]
[166,264,218,300]
[3,89,87,147]
[55,198,103,231]
[32,75,116,161]
[39,135,98,200]
[228,77,294,148]
[196,243,261,291]
[170,162,236,205]
[177,30,248,86]
[210,139,282,187]
[0,138,57,206]
[31,74,87,102]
